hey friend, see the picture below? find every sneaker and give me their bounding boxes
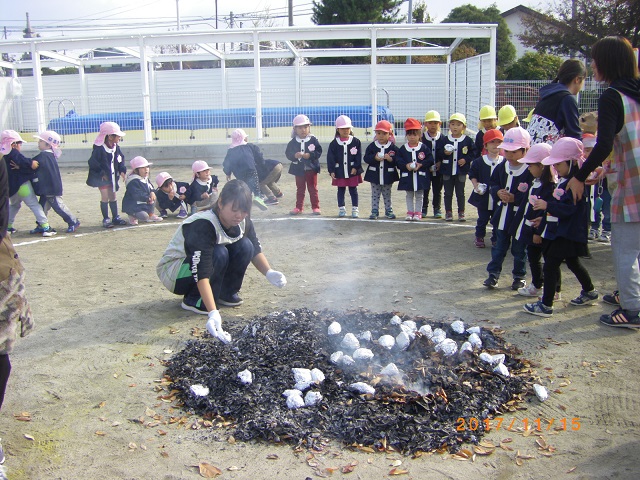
[570,289,599,306]
[445,211,453,221]
[112,216,127,226]
[587,228,599,241]
[290,208,303,215]
[218,293,243,307]
[181,296,208,315]
[128,216,139,226]
[177,208,188,219]
[518,283,540,297]
[42,226,57,237]
[413,213,422,221]
[369,209,379,220]
[597,231,611,243]
[474,237,485,248]
[147,214,163,222]
[159,209,168,218]
[351,207,359,218]
[458,212,466,222]
[312,208,322,215]
[433,209,443,219]
[483,275,498,288]
[103,218,113,228]
[422,208,428,217]
[29,224,46,234]
[600,308,640,328]
[66,220,80,233]
[603,290,620,306]
[265,197,279,205]
[385,209,396,219]
[512,278,526,291]
[405,212,414,221]
[523,300,554,317]
[7,227,17,234]
[253,196,268,211]
[338,208,347,218]
[275,192,284,199]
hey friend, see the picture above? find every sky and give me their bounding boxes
[1,0,546,40]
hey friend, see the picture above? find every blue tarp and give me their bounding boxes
[47,106,394,135]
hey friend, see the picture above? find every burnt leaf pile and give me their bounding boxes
[165,309,528,453]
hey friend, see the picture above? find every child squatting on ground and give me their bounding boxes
[122,156,163,225]
[327,115,363,218]
[285,114,322,215]
[421,110,446,218]
[223,129,268,211]
[363,120,399,220]
[523,137,599,317]
[186,160,219,215]
[0,130,56,237]
[32,130,81,233]
[155,172,189,219]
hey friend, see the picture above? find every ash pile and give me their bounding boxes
[166,309,528,454]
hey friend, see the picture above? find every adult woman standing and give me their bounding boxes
[157,180,287,343]
[567,36,640,328]
[527,59,587,145]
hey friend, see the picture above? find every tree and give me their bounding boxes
[441,4,516,78]
[519,0,640,57]
[310,0,404,64]
[505,52,564,80]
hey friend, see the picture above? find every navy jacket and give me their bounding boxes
[363,141,399,185]
[327,136,363,179]
[396,142,434,191]
[223,143,265,182]
[474,130,487,157]
[122,174,154,215]
[32,150,63,196]
[541,176,588,243]
[528,83,581,145]
[512,178,556,243]
[86,144,127,191]
[421,131,446,180]
[489,161,533,232]
[467,154,504,210]
[286,135,322,176]
[4,148,36,197]
[257,159,282,182]
[186,175,219,206]
[156,181,189,211]
[437,134,475,176]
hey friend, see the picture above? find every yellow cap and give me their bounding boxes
[479,105,497,120]
[524,108,535,123]
[424,110,441,123]
[449,113,467,125]
[497,105,517,126]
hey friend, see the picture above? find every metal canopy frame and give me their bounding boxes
[0,23,497,144]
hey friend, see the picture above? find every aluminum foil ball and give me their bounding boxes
[493,363,510,377]
[189,384,209,397]
[292,368,312,384]
[395,331,411,351]
[357,330,372,342]
[378,334,395,350]
[349,382,375,395]
[330,351,344,365]
[431,328,447,344]
[390,315,402,325]
[459,341,473,356]
[340,333,360,350]
[282,389,303,398]
[400,323,416,340]
[533,384,549,402]
[418,324,433,338]
[310,368,325,383]
[491,353,506,365]
[479,352,494,364]
[341,355,355,366]
[304,391,323,407]
[402,320,417,332]
[294,380,312,392]
[451,320,465,334]
[327,321,342,336]
[434,338,458,356]
[352,348,374,361]
[466,326,481,335]
[468,332,482,348]
[380,363,400,376]
[237,369,253,385]
[286,393,305,409]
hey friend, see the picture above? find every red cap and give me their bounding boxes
[374,120,392,133]
[404,118,422,131]
[483,128,504,145]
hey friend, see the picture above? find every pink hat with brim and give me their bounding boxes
[192,160,212,174]
[335,115,353,129]
[293,114,312,126]
[156,171,172,188]
[0,130,25,154]
[518,143,552,164]
[230,128,248,148]
[94,122,126,146]
[498,127,531,151]
[541,137,585,166]
[34,130,62,158]
[130,156,152,170]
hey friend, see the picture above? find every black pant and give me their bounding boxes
[0,354,10,410]
[443,174,466,213]
[337,186,358,208]
[528,244,563,291]
[542,255,593,307]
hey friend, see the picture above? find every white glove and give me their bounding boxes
[266,269,287,288]
[206,310,231,344]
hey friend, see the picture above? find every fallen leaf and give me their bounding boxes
[24,434,35,440]
[198,462,222,478]
[266,454,279,460]
[98,401,106,408]
[163,350,173,354]
[95,431,107,436]
[390,459,402,467]
[341,461,358,473]
[567,466,577,473]
[473,445,494,455]
[111,421,121,427]
[227,466,240,471]
[160,451,169,458]
[389,467,409,475]
[129,442,137,450]
[13,412,32,421]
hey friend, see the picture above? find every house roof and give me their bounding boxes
[501,5,549,22]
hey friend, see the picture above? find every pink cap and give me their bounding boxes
[94,122,126,146]
[156,171,172,188]
[518,143,552,164]
[34,130,61,147]
[335,115,353,129]
[192,160,212,174]
[498,127,531,151]
[230,128,248,148]
[542,137,585,166]
[582,133,596,149]
[0,130,26,154]
[293,114,312,126]
[130,156,152,169]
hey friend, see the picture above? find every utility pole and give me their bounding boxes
[406,0,413,64]
[176,0,183,69]
[288,0,293,26]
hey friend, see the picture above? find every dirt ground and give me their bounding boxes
[1,163,639,480]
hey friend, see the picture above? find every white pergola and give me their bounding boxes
[0,23,497,144]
